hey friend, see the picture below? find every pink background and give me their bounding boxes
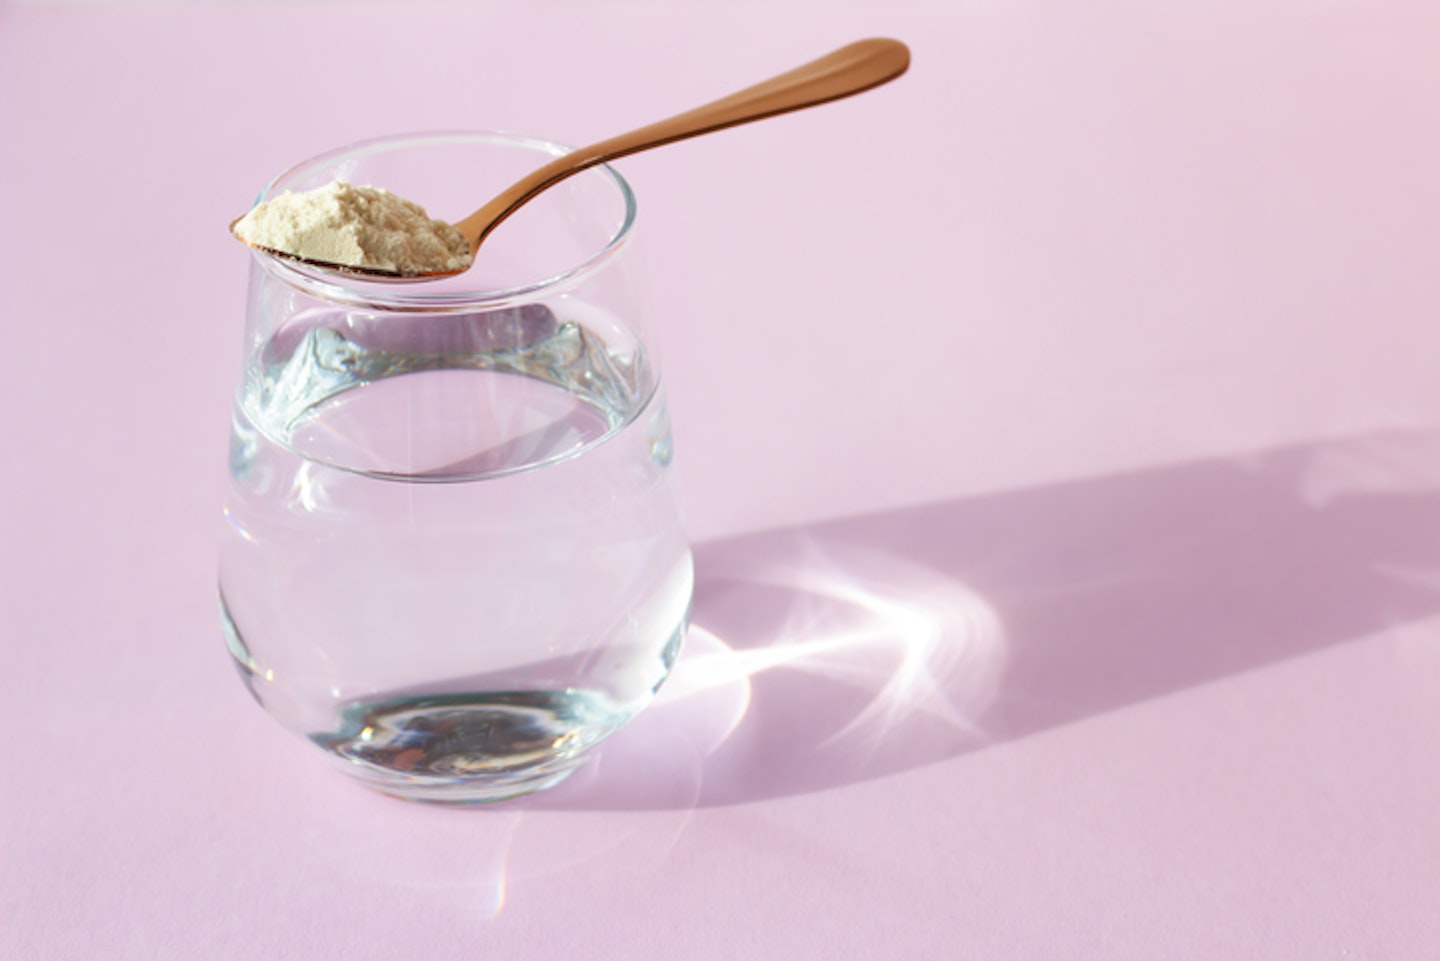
[3,1,1440,957]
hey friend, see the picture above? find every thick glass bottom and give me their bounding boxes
[309,690,630,804]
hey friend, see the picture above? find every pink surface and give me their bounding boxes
[3,1,1440,957]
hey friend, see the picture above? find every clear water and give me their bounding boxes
[218,302,692,802]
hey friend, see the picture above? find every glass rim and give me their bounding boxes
[247,130,639,311]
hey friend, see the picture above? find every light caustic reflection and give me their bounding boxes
[657,534,1009,759]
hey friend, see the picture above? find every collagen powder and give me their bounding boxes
[234,181,473,275]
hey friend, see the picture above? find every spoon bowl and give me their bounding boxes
[231,38,909,282]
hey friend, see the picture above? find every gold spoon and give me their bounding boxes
[231,38,910,282]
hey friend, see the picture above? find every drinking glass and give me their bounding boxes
[217,132,692,803]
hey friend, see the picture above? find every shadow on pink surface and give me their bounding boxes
[535,428,1440,810]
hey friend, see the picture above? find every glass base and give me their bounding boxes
[334,757,584,804]
[309,690,627,804]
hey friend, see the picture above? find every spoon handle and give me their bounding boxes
[454,38,910,251]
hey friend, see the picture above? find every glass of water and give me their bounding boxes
[218,132,693,803]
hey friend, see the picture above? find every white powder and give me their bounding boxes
[234,180,473,275]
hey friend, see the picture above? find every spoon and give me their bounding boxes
[232,37,910,282]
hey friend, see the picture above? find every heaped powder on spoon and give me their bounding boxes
[233,180,473,275]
